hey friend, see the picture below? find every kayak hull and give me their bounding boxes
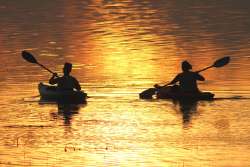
[38,83,87,104]
[140,86,214,100]
[156,86,214,100]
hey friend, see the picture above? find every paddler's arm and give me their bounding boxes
[154,75,179,89]
[195,73,205,81]
[73,77,81,91]
[49,73,58,85]
[166,74,180,86]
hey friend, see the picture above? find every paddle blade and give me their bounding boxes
[213,56,230,68]
[22,51,38,64]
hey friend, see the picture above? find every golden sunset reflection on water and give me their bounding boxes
[0,1,250,167]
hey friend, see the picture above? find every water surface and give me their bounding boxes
[0,1,250,166]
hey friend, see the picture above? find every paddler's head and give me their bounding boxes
[63,62,72,75]
[182,61,192,72]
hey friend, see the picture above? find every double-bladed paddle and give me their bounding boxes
[22,50,57,76]
[195,56,230,73]
[140,56,231,99]
[163,56,230,87]
[159,56,231,87]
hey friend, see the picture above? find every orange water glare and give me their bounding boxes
[1,1,250,166]
[58,0,183,88]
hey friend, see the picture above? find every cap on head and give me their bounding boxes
[63,62,72,74]
[182,60,192,71]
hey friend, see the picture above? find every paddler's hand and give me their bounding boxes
[52,73,58,77]
[154,84,161,89]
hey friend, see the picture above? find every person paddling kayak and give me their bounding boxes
[49,62,81,91]
[163,61,205,93]
[140,56,230,99]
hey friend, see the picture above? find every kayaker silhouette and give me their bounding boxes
[139,61,205,99]
[140,57,230,99]
[165,61,205,92]
[49,62,81,91]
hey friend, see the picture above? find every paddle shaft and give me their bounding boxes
[37,62,59,77]
[37,62,55,74]
[162,65,213,87]
[195,65,213,73]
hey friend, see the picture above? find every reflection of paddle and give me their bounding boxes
[22,51,57,75]
[139,56,231,99]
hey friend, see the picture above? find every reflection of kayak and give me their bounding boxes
[38,83,87,104]
[140,85,214,100]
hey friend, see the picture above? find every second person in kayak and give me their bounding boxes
[49,62,81,91]
[167,61,205,92]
